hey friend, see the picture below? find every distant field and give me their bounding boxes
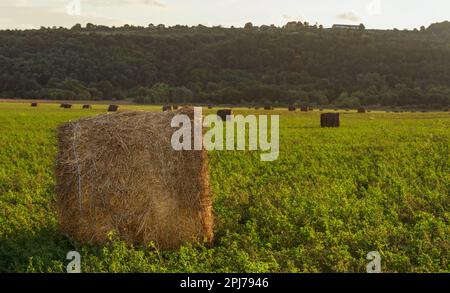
[0,102,448,272]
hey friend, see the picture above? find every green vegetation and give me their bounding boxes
[0,103,448,272]
[1,21,450,108]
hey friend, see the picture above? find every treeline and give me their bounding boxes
[1,21,450,108]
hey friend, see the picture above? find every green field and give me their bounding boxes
[0,102,448,273]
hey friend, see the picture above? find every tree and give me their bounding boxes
[71,23,82,30]
[1,22,449,107]
[244,22,254,30]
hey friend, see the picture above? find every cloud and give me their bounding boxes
[0,0,169,29]
[336,12,361,22]
[0,2,123,29]
[89,0,165,7]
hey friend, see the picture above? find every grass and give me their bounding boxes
[0,102,448,273]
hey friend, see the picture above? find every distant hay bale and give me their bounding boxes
[288,106,296,111]
[255,107,260,110]
[82,104,92,109]
[319,109,324,112]
[108,105,119,112]
[321,113,340,128]
[300,106,309,112]
[31,102,38,107]
[208,106,213,109]
[264,106,274,110]
[217,109,232,121]
[55,109,213,250]
[162,105,173,112]
[357,108,366,113]
[61,103,73,109]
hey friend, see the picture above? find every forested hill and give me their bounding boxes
[1,22,450,107]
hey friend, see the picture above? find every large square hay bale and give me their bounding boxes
[321,113,340,128]
[55,109,213,250]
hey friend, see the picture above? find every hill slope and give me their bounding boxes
[0,23,449,107]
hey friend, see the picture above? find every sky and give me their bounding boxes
[0,0,449,30]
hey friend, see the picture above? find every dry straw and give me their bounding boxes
[55,108,213,250]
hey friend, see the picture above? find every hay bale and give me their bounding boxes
[162,105,173,112]
[61,103,73,109]
[55,109,213,250]
[108,105,119,112]
[357,108,366,113]
[31,102,38,107]
[264,106,274,110]
[288,106,296,111]
[82,104,92,109]
[300,106,309,112]
[321,113,340,128]
[217,109,232,121]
